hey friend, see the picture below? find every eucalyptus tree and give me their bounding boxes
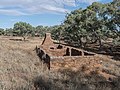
[50,25,60,40]
[63,1,119,49]
[5,28,13,36]
[63,9,87,47]
[13,22,33,40]
[35,25,51,37]
[104,0,120,45]
[63,3,105,48]
[35,25,45,37]
[0,28,4,35]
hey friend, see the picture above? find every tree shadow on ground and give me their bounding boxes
[33,68,120,90]
[54,42,120,61]
[84,45,120,61]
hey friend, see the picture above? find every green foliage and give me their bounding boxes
[0,28,4,35]
[1,0,120,47]
[50,25,63,40]
[35,25,49,37]
[62,1,120,48]
[113,37,120,45]
[13,22,33,36]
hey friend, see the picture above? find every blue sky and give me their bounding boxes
[0,0,113,29]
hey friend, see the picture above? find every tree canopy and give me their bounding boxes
[61,0,120,49]
[0,0,119,48]
[13,22,33,36]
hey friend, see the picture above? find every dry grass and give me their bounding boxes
[0,36,44,89]
[0,36,120,90]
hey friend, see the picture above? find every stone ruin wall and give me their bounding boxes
[36,33,99,70]
[50,55,102,71]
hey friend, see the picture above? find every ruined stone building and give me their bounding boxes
[36,33,97,70]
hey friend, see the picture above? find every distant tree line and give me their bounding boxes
[0,0,119,48]
[0,21,63,40]
[0,22,51,40]
[0,28,5,35]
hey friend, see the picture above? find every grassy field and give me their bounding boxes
[0,36,120,90]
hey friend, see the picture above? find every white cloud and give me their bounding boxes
[77,0,102,4]
[0,0,102,15]
[0,9,26,15]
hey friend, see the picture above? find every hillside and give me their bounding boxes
[0,36,120,90]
